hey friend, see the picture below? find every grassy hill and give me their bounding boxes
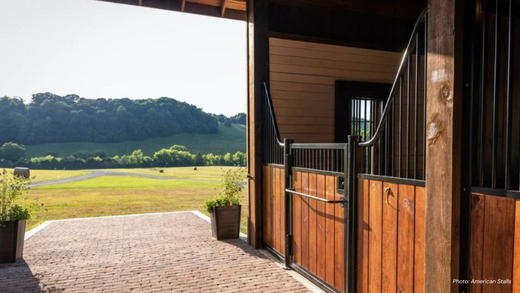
[25,123,245,158]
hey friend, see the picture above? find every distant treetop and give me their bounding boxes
[0,93,219,145]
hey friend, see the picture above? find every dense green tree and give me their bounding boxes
[0,142,26,163]
[224,118,232,127]
[194,152,204,166]
[231,113,246,125]
[0,94,219,145]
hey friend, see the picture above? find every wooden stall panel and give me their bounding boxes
[382,182,398,293]
[262,166,272,248]
[397,184,415,293]
[368,180,383,293]
[357,178,369,293]
[291,170,345,292]
[356,179,425,293]
[469,193,516,293]
[262,165,285,255]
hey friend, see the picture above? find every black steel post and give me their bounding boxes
[346,136,358,293]
[283,138,294,269]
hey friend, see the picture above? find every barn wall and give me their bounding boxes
[268,37,401,143]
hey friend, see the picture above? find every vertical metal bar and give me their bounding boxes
[346,136,358,293]
[479,0,488,186]
[391,94,395,177]
[505,0,515,190]
[407,55,411,178]
[399,77,403,178]
[385,109,389,175]
[379,100,383,175]
[364,98,368,141]
[423,14,428,180]
[491,0,500,188]
[415,34,420,179]
[283,138,294,269]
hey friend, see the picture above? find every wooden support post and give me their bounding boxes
[181,0,186,12]
[424,0,464,292]
[247,0,269,248]
[221,0,227,17]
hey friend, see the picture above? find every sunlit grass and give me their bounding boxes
[28,170,91,182]
[105,166,242,181]
[27,175,248,234]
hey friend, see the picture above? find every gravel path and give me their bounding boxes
[29,170,219,188]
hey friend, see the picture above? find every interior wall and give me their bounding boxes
[268,37,401,143]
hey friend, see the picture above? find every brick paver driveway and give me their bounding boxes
[0,212,311,293]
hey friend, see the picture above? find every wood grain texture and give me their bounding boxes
[513,200,520,293]
[293,171,302,264]
[316,174,327,280]
[481,196,515,293]
[397,184,415,293]
[382,182,398,293]
[325,173,336,287]
[357,178,369,293]
[273,166,279,253]
[333,176,345,292]
[469,193,485,293]
[424,0,460,290]
[269,37,399,143]
[262,166,272,247]
[308,173,318,274]
[246,0,268,249]
[369,180,383,293]
[301,172,310,268]
[414,187,426,293]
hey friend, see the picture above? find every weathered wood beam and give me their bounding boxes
[181,0,186,11]
[247,0,269,248]
[424,0,464,292]
[138,0,142,6]
[221,0,227,17]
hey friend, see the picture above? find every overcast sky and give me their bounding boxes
[0,0,247,116]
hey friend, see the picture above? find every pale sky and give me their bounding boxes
[0,0,247,116]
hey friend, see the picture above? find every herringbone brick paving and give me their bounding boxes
[0,212,310,293]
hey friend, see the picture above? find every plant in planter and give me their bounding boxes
[204,168,245,240]
[0,169,35,263]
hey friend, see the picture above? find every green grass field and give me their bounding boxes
[105,166,241,181]
[25,167,248,233]
[25,123,245,158]
[30,170,91,182]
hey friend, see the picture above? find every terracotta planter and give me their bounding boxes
[211,205,241,240]
[0,220,26,263]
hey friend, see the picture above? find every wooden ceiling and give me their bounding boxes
[97,0,246,21]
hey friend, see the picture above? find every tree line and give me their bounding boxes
[0,93,248,145]
[0,142,246,170]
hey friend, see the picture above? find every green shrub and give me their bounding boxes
[7,205,31,221]
[204,168,245,213]
[0,169,43,221]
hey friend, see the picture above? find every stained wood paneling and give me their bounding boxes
[288,170,345,292]
[469,193,519,293]
[382,182,398,293]
[414,187,426,293]
[316,174,326,280]
[269,38,401,143]
[358,178,370,293]
[397,184,415,293]
[357,178,426,293]
[262,165,285,255]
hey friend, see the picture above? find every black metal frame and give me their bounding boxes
[470,0,518,191]
[358,7,429,181]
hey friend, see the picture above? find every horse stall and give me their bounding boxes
[247,0,520,292]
